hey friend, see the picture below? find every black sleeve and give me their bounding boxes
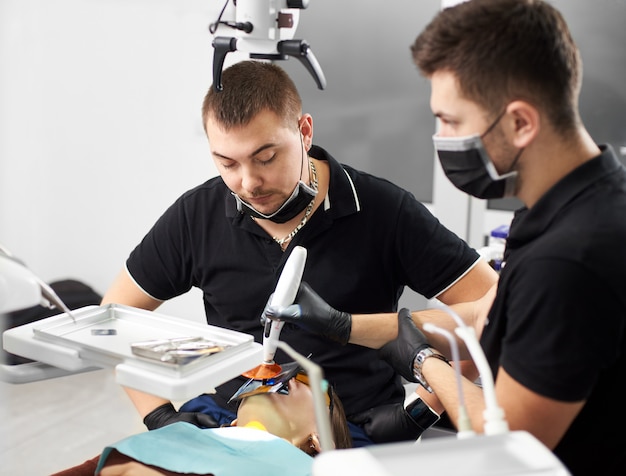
[395,191,479,299]
[126,196,195,301]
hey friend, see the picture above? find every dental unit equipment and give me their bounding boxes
[1,243,263,398]
[0,244,77,322]
[311,300,570,475]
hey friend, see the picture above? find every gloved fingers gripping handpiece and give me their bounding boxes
[262,281,352,345]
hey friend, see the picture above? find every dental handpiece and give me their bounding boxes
[37,277,78,323]
[262,245,307,364]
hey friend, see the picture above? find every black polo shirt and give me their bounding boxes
[127,145,479,416]
[482,145,626,474]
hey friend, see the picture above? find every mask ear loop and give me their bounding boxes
[482,109,524,176]
[481,109,507,139]
[298,124,307,184]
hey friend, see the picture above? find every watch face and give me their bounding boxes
[405,397,440,429]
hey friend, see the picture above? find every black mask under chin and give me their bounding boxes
[233,180,317,223]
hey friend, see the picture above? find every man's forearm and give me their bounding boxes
[124,386,169,418]
[348,312,398,348]
[348,307,472,357]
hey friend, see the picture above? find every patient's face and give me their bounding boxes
[236,377,320,445]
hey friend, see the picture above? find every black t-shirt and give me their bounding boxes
[127,145,479,416]
[482,145,626,475]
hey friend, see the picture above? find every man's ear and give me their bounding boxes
[506,100,539,148]
[298,114,314,149]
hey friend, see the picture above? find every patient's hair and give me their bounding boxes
[202,60,302,132]
[328,385,353,450]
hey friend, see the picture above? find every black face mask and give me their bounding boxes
[233,178,317,223]
[433,114,521,200]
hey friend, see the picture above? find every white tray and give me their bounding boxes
[2,303,262,400]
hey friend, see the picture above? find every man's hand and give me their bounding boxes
[261,282,352,345]
[378,308,430,382]
[351,400,438,443]
[143,402,218,430]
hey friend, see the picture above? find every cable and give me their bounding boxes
[423,323,475,438]
[208,0,253,35]
[209,0,231,34]
[431,299,509,435]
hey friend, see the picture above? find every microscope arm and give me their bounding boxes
[276,39,326,90]
[211,37,326,92]
[212,37,238,92]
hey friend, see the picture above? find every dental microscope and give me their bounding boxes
[208,0,326,92]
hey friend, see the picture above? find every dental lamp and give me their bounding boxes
[209,0,326,92]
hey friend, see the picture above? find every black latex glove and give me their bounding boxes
[261,281,352,345]
[351,401,437,444]
[378,308,430,383]
[143,402,219,431]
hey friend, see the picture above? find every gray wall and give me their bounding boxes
[280,1,441,204]
[286,0,626,215]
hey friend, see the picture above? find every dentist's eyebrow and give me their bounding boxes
[212,143,277,161]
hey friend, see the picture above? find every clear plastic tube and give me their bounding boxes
[423,322,474,437]
[277,341,334,452]
[431,299,509,435]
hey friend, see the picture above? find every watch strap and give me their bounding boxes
[405,396,440,432]
[412,347,449,392]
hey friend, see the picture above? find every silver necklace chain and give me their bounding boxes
[273,159,318,249]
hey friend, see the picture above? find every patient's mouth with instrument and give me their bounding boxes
[242,318,285,379]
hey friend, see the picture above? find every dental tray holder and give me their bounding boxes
[2,304,262,400]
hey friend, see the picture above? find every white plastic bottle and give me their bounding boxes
[478,224,509,272]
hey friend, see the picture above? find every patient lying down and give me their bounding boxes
[53,366,352,476]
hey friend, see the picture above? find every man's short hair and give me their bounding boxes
[411,0,582,134]
[202,60,302,131]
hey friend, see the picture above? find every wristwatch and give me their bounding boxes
[412,347,448,393]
